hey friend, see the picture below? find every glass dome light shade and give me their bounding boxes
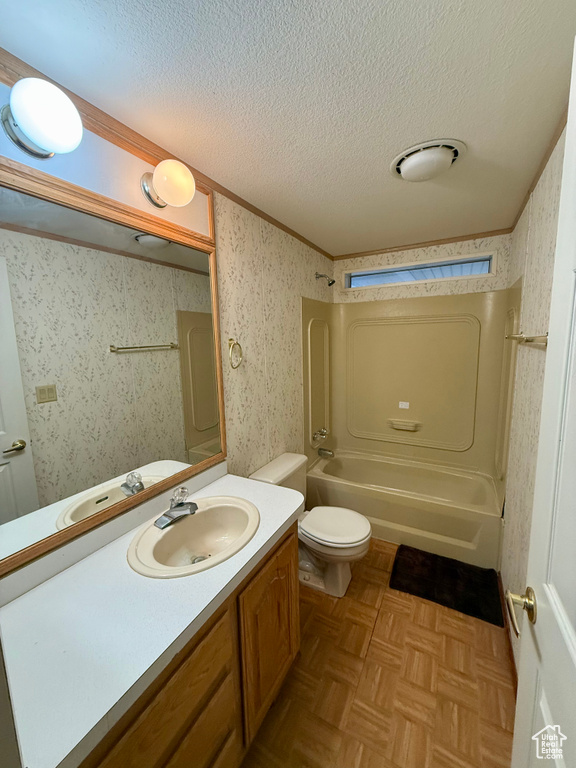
[9,78,83,154]
[152,160,196,207]
[134,233,170,250]
[399,146,454,182]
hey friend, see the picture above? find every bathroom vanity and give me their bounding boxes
[81,528,299,768]
[0,473,303,768]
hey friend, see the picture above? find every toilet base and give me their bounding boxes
[298,561,352,598]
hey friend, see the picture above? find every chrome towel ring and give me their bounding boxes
[228,338,243,369]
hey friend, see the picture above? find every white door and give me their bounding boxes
[511,39,576,768]
[0,256,39,523]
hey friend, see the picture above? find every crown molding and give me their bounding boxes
[333,227,514,261]
[511,106,568,230]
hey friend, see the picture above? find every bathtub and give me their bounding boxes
[306,452,503,568]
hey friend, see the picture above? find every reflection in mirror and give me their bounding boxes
[0,186,221,560]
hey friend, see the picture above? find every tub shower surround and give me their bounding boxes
[2,229,212,506]
[304,288,514,485]
[214,192,334,478]
[501,130,566,663]
[301,287,513,569]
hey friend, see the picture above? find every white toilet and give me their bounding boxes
[249,453,371,597]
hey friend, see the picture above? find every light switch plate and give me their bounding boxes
[399,401,410,409]
[36,384,57,404]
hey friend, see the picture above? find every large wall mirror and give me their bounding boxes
[0,183,225,571]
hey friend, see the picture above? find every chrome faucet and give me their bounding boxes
[121,471,145,497]
[154,487,198,529]
[318,448,334,459]
[313,428,328,442]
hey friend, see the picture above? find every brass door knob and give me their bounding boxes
[505,586,537,637]
[2,439,26,455]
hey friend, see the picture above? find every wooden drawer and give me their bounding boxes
[165,673,242,768]
[97,609,236,768]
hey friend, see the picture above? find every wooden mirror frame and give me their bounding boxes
[0,156,227,578]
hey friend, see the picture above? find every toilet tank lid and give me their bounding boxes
[249,453,307,484]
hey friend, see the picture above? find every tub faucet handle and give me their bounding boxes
[313,428,328,441]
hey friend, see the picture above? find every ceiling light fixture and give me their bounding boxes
[1,78,83,159]
[134,233,170,250]
[141,159,196,208]
[390,139,467,182]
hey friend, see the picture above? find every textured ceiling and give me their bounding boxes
[2,1,576,256]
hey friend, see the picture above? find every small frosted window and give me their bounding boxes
[346,255,493,288]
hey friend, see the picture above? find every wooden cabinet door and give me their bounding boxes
[239,532,300,742]
[94,607,242,768]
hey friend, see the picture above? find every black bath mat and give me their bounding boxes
[390,545,504,626]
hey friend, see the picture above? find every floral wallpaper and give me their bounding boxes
[333,234,512,302]
[501,130,566,663]
[213,193,334,477]
[1,230,212,506]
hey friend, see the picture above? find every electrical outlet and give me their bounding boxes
[36,384,57,404]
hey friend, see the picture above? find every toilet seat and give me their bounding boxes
[299,506,371,548]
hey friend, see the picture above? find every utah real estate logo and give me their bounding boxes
[532,725,567,760]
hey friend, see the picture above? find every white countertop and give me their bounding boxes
[0,473,304,768]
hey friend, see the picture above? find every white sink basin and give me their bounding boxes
[56,476,165,530]
[127,496,260,578]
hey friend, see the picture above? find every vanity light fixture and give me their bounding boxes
[1,78,83,159]
[141,159,196,208]
[134,233,170,250]
[390,139,467,182]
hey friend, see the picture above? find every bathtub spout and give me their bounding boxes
[318,448,334,459]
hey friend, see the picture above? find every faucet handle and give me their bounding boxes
[170,486,190,508]
[125,471,143,488]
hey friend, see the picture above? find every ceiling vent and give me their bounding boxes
[390,139,467,182]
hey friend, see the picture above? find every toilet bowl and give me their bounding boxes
[298,505,371,596]
[249,453,372,597]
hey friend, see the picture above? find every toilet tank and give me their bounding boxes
[249,453,308,496]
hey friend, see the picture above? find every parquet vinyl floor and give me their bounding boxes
[241,539,516,768]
